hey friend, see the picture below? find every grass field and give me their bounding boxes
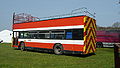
[0,43,114,68]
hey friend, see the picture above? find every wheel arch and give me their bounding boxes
[18,41,25,47]
[53,43,63,49]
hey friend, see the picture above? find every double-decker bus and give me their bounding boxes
[12,13,96,55]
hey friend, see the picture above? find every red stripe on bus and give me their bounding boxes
[12,45,18,47]
[13,16,84,29]
[23,42,84,51]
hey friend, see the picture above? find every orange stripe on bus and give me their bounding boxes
[24,42,84,52]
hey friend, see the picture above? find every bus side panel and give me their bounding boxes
[25,42,84,52]
[25,42,54,49]
[63,44,84,52]
[13,16,84,30]
[83,16,96,54]
[16,41,84,52]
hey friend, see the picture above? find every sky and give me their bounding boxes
[0,0,120,31]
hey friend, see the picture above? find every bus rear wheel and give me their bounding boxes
[20,42,25,51]
[53,44,63,55]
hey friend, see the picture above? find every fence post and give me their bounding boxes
[114,43,120,68]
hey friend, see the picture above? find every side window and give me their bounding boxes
[19,32,29,39]
[18,29,83,40]
[29,32,38,39]
[80,29,84,40]
[38,31,50,39]
[24,32,29,38]
[72,29,84,40]
[66,32,72,39]
[65,29,84,40]
[65,30,73,40]
[51,30,65,39]
[19,31,50,39]
[19,32,24,38]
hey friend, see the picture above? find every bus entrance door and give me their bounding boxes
[13,32,19,46]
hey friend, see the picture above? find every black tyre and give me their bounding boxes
[96,42,103,48]
[53,44,63,55]
[20,42,25,51]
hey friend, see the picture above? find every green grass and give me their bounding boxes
[0,43,114,68]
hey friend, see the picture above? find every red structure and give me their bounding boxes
[12,13,96,55]
[96,30,120,47]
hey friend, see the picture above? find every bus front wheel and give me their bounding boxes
[53,44,63,55]
[20,42,25,51]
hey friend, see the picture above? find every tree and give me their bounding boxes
[112,22,120,28]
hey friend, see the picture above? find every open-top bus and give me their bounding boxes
[12,13,96,55]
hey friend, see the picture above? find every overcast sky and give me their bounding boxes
[0,0,120,31]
